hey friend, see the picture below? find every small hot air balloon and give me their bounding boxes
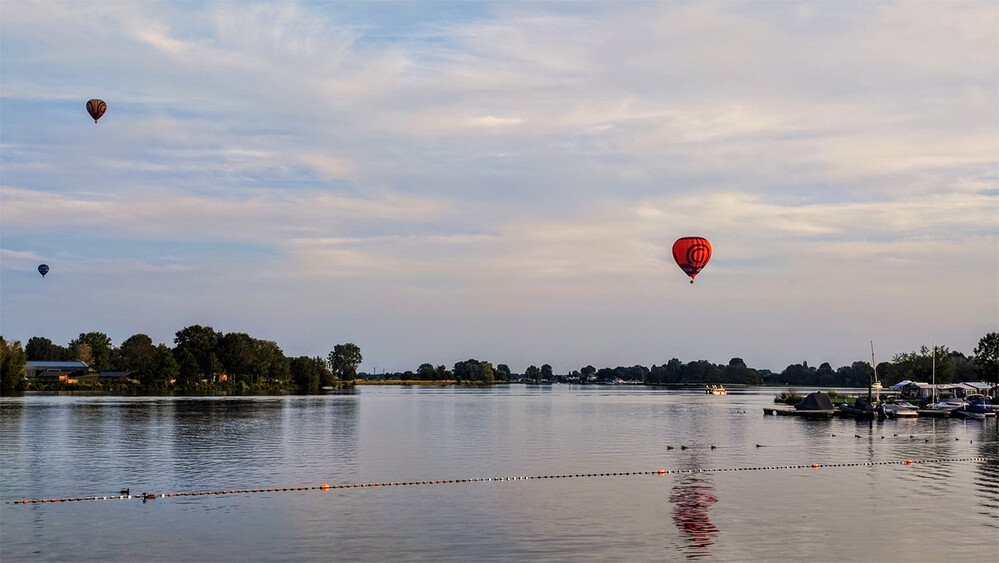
[672,237,711,284]
[86,99,106,123]
[38,264,50,278]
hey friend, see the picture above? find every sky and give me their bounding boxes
[1,1,996,374]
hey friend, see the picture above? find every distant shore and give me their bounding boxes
[353,380,455,386]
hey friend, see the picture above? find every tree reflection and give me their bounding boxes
[670,473,719,559]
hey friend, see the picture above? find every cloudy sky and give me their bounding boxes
[1,1,996,374]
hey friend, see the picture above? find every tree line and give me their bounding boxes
[378,332,997,387]
[2,330,996,394]
[0,325,362,393]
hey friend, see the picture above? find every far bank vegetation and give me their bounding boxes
[2,329,996,395]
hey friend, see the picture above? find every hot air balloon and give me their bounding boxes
[86,99,106,123]
[38,264,50,278]
[672,237,711,284]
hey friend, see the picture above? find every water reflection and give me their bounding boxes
[3,389,998,562]
[973,424,999,525]
[670,473,719,559]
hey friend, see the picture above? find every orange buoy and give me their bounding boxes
[905,459,913,465]
[811,463,820,468]
[657,468,666,475]
[320,483,331,491]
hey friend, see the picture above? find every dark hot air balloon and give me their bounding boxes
[38,264,50,277]
[672,237,711,284]
[86,99,106,122]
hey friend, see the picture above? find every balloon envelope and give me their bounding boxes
[672,237,711,282]
[86,99,106,122]
[38,264,49,277]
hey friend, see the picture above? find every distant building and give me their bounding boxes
[896,381,995,399]
[35,373,79,384]
[953,381,993,397]
[24,361,89,380]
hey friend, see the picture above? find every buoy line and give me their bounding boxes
[8,457,995,506]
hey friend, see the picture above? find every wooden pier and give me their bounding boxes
[763,407,981,419]
[763,407,836,418]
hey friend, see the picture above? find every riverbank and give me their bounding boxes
[351,380,455,386]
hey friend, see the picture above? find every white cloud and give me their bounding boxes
[0,186,451,243]
[2,1,996,371]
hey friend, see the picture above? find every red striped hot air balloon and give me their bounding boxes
[86,99,106,123]
[672,237,712,284]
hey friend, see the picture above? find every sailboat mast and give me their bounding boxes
[871,341,879,402]
[931,342,936,404]
[867,341,873,402]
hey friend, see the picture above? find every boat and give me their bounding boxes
[839,397,884,420]
[929,397,966,411]
[706,385,727,396]
[841,341,885,420]
[955,395,996,418]
[951,407,986,421]
[881,402,918,418]
[791,391,837,417]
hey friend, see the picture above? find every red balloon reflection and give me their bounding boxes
[670,475,719,558]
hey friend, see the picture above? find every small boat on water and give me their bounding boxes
[839,398,885,420]
[881,402,919,418]
[791,392,837,417]
[951,408,986,420]
[929,397,966,411]
[706,385,727,396]
[953,395,996,420]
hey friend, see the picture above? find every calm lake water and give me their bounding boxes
[2,386,997,561]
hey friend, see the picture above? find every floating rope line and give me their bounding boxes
[8,457,995,506]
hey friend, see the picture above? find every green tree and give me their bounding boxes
[893,346,953,384]
[1,337,27,393]
[724,357,762,385]
[329,343,362,384]
[875,361,895,385]
[466,359,494,384]
[837,361,874,387]
[659,358,685,384]
[495,364,511,382]
[417,363,436,380]
[217,332,256,379]
[290,356,321,393]
[541,364,553,381]
[949,352,977,382]
[25,336,71,361]
[452,361,468,382]
[434,365,451,380]
[75,343,93,366]
[175,348,200,388]
[525,365,541,383]
[174,325,221,378]
[252,339,289,383]
[69,332,114,371]
[453,359,494,384]
[684,360,724,383]
[779,362,815,386]
[973,332,998,384]
[815,362,834,386]
[143,344,179,389]
[317,358,335,387]
[119,334,156,375]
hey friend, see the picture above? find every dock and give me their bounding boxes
[915,409,952,418]
[763,407,836,418]
[764,407,986,419]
